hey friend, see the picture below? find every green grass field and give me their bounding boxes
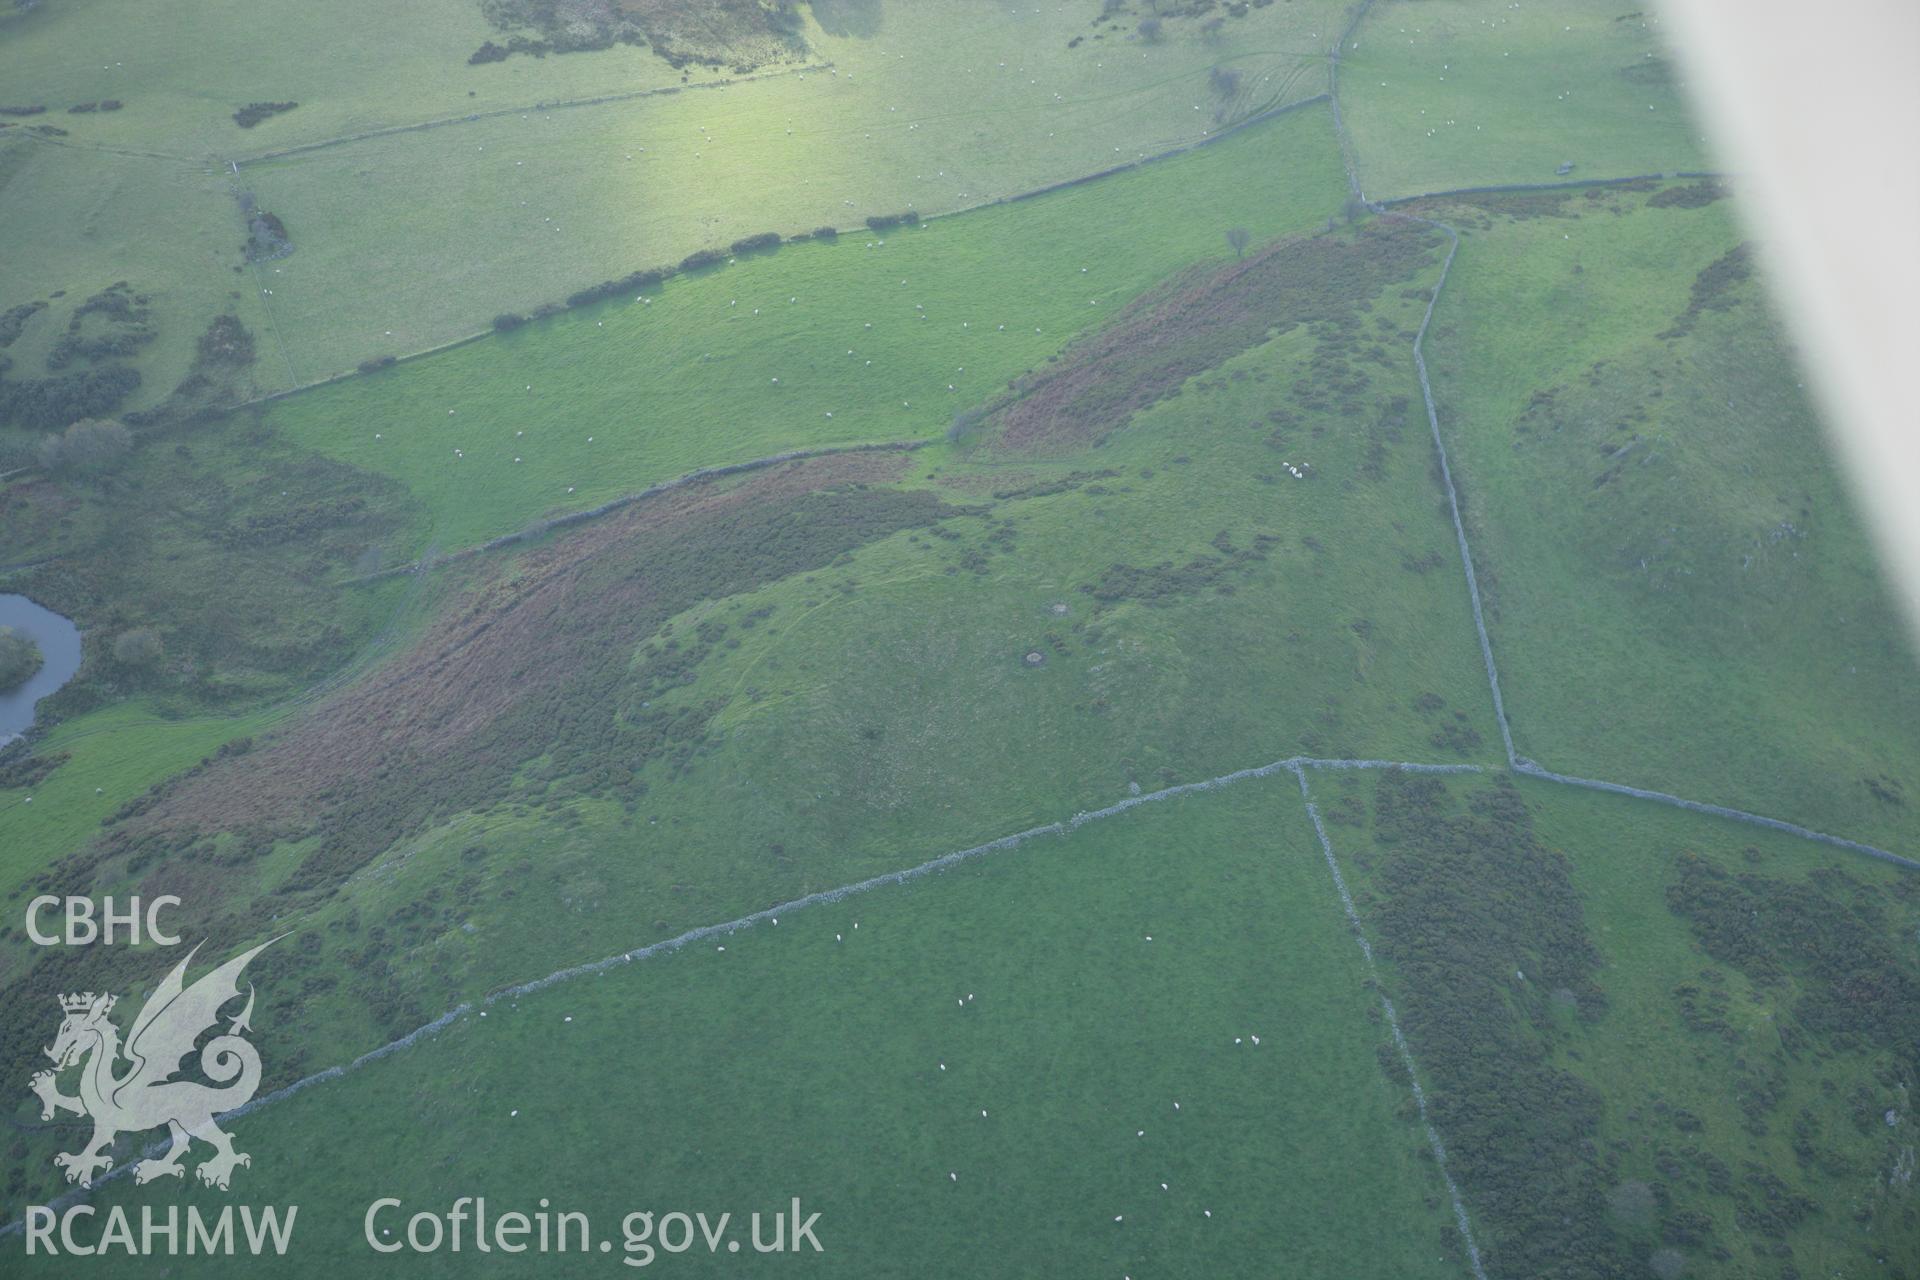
[1418,181,1920,854]
[13,779,1465,1278]
[258,101,1350,551]
[1339,0,1707,200]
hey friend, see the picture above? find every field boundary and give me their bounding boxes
[1385,214,1915,867]
[1378,172,1667,207]
[1322,0,1914,870]
[0,752,1480,1233]
[228,93,1341,407]
[227,62,833,170]
[347,439,933,584]
[1290,763,1489,1280]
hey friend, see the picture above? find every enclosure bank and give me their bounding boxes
[23,1203,297,1258]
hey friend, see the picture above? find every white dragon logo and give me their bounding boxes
[27,939,276,1191]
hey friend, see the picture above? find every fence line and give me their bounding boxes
[229,63,833,170]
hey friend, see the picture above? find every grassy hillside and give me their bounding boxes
[1418,181,1920,853]
[1,203,1505,1141]
[12,780,1465,1279]
[1311,766,1919,1280]
[5,2,1918,1273]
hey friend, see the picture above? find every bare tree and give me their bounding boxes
[1225,227,1250,258]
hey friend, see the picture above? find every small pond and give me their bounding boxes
[0,594,82,745]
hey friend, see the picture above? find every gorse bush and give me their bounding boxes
[0,366,141,432]
[728,231,782,256]
[111,627,164,669]
[232,101,298,128]
[565,266,670,309]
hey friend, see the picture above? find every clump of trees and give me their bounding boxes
[232,101,297,128]
[0,625,41,691]
[468,37,554,64]
[864,211,920,231]
[0,351,140,431]
[566,266,669,309]
[728,231,782,256]
[493,312,528,332]
[0,300,46,347]
[37,416,133,475]
[243,209,293,262]
[195,314,256,367]
[1138,17,1163,42]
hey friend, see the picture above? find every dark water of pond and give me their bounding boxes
[0,594,82,745]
